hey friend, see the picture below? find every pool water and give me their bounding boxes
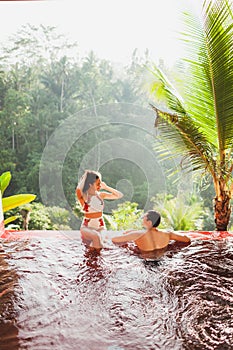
[0,233,233,350]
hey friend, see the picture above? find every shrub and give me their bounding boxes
[110,201,143,230]
[152,192,204,231]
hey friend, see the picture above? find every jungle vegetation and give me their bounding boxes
[1,0,233,231]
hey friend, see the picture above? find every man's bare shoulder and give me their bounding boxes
[152,229,172,236]
[155,229,190,242]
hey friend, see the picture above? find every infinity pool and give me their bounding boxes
[0,231,233,350]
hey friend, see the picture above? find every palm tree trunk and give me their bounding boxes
[214,190,231,231]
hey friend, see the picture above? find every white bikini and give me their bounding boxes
[81,192,105,230]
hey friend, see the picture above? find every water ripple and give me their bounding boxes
[0,238,232,349]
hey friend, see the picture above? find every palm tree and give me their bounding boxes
[149,0,233,231]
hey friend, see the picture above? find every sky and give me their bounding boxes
[0,0,203,66]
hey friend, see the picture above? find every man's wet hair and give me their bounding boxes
[146,210,161,227]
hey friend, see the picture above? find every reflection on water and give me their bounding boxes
[0,237,233,349]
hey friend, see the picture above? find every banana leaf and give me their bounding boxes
[4,215,20,225]
[0,171,11,196]
[2,194,36,212]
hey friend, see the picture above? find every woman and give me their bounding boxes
[76,170,123,249]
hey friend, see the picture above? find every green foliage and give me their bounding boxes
[2,194,36,212]
[149,0,233,229]
[16,203,72,230]
[46,206,71,230]
[0,24,143,207]
[23,203,51,230]
[110,201,143,230]
[0,171,11,195]
[4,215,20,226]
[152,193,204,231]
[0,171,36,225]
[0,22,219,229]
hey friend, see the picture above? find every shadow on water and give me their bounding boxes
[0,237,233,349]
[0,242,20,350]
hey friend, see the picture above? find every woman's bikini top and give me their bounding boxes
[83,193,104,213]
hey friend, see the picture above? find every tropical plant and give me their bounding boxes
[152,193,204,231]
[110,201,143,230]
[149,0,233,230]
[22,203,72,230]
[0,171,36,225]
[6,202,72,230]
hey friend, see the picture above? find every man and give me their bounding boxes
[112,210,190,258]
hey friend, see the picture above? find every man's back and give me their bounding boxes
[112,210,191,254]
[135,229,171,251]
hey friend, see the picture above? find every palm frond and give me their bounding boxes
[205,0,233,150]
[180,11,218,145]
[149,0,233,179]
[151,104,216,175]
[148,64,186,115]
[148,63,216,174]
[182,0,233,150]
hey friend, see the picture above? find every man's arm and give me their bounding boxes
[122,229,140,235]
[112,231,144,244]
[170,232,191,243]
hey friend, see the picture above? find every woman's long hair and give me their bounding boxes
[78,170,101,194]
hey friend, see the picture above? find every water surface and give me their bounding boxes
[0,234,233,349]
